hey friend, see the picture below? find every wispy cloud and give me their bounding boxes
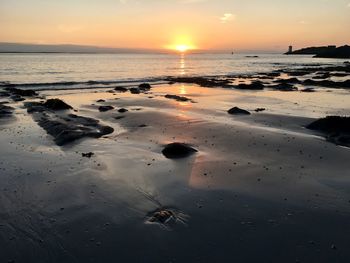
[220,13,235,23]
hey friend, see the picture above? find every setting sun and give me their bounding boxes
[175,45,190,52]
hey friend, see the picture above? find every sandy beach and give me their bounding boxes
[1,69,350,262]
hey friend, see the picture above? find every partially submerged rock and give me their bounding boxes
[236,81,264,90]
[162,143,198,159]
[307,116,350,147]
[139,83,152,91]
[99,105,114,112]
[302,79,350,89]
[270,83,298,91]
[10,95,25,102]
[25,102,114,146]
[0,104,14,118]
[166,76,231,88]
[130,88,141,94]
[301,88,316,92]
[24,99,73,112]
[228,107,251,115]
[114,87,128,92]
[5,87,37,97]
[43,99,73,110]
[254,108,266,112]
[165,94,192,102]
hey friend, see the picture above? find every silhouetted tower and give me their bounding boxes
[288,46,293,53]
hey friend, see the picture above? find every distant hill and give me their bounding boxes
[0,42,162,54]
[285,45,350,59]
[314,45,350,59]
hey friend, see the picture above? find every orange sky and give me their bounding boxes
[1,0,349,51]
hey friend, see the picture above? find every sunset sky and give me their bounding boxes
[1,0,349,51]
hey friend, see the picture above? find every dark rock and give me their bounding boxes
[266,72,281,77]
[302,79,350,89]
[162,143,198,159]
[5,87,37,97]
[44,99,73,110]
[148,209,175,224]
[0,104,14,118]
[97,99,105,103]
[114,116,125,120]
[313,72,330,79]
[99,106,114,112]
[301,88,316,92]
[236,81,264,90]
[118,108,128,113]
[10,95,25,102]
[270,83,298,91]
[0,91,11,97]
[166,76,231,88]
[25,103,114,145]
[130,88,141,94]
[138,124,148,128]
[165,94,191,102]
[82,152,94,158]
[275,78,301,84]
[114,87,128,92]
[228,107,251,115]
[139,83,152,90]
[254,108,266,112]
[307,116,350,147]
[287,71,310,77]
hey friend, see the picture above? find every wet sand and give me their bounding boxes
[1,83,350,262]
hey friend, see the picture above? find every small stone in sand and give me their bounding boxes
[118,108,128,113]
[148,209,174,224]
[254,108,266,112]
[82,152,94,158]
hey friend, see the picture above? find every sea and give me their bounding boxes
[0,53,347,90]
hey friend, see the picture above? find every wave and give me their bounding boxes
[0,77,167,91]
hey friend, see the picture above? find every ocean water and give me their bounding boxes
[0,53,347,90]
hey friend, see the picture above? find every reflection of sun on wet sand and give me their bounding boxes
[1,65,350,262]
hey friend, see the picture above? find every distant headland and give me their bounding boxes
[285,45,350,59]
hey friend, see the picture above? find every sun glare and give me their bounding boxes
[175,44,189,53]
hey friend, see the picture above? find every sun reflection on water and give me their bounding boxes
[179,85,187,95]
[179,54,186,75]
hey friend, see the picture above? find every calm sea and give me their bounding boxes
[0,53,347,90]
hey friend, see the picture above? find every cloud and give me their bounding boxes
[220,13,235,23]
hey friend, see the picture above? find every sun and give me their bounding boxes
[175,44,190,53]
